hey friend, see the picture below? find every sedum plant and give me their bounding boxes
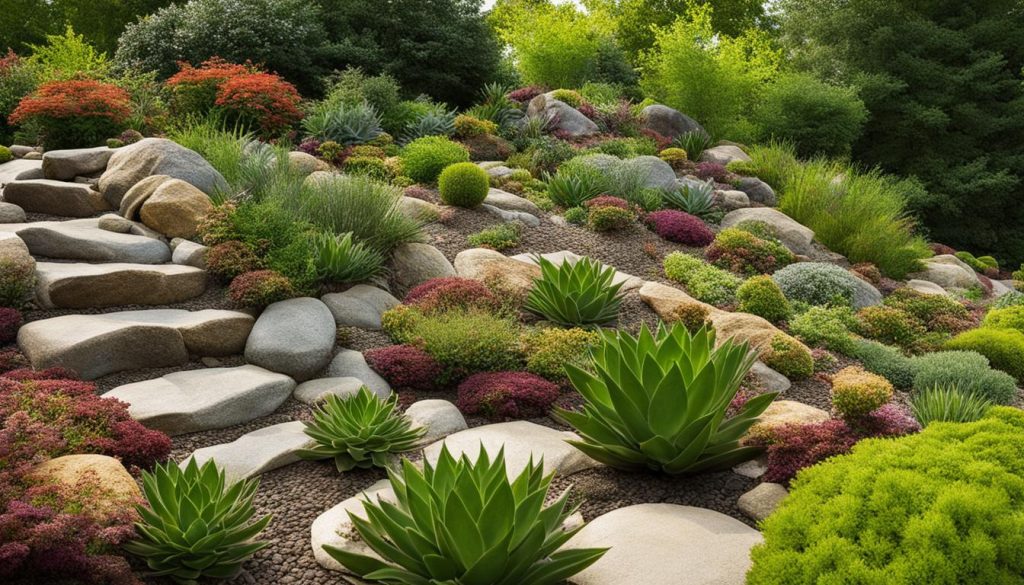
[557,322,777,474]
[525,255,625,327]
[298,387,425,471]
[124,459,271,585]
[324,445,607,585]
[311,231,385,283]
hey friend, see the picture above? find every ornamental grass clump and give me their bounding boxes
[125,459,271,585]
[910,385,992,427]
[298,387,425,472]
[525,256,624,327]
[557,322,777,474]
[310,231,384,284]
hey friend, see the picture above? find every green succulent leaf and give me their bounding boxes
[525,255,625,327]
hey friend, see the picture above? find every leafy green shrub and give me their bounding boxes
[205,241,263,281]
[563,206,588,225]
[772,262,859,307]
[525,256,625,327]
[400,136,470,183]
[298,387,424,471]
[522,327,600,383]
[849,339,915,389]
[910,386,992,427]
[910,350,1017,405]
[343,155,393,180]
[706,227,795,276]
[983,305,1024,334]
[125,459,271,585]
[736,276,791,323]
[831,365,894,420]
[665,302,712,333]
[752,72,867,158]
[587,205,635,231]
[993,291,1024,310]
[0,145,11,163]
[761,333,813,380]
[854,306,927,350]
[663,252,742,306]
[789,305,856,354]
[467,222,522,251]
[311,231,384,284]
[945,327,1024,383]
[883,287,972,333]
[658,147,688,168]
[0,258,36,309]
[748,407,1024,585]
[324,445,607,584]
[438,161,489,207]
[227,270,298,308]
[453,113,497,138]
[558,323,776,474]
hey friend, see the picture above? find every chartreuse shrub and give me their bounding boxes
[911,386,992,427]
[0,146,11,163]
[324,445,607,584]
[761,333,813,380]
[945,327,1024,383]
[125,459,271,585]
[522,327,600,383]
[467,222,522,251]
[525,256,625,327]
[400,135,469,183]
[789,305,857,354]
[736,276,791,323]
[910,350,1017,405]
[663,252,742,307]
[438,162,489,207]
[830,366,894,420]
[557,323,777,474]
[747,407,1024,585]
[983,305,1024,334]
[298,387,425,471]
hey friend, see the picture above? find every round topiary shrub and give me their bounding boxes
[737,275,791,323]
[944,327,1024,383]
[748,407,1024,585]
[772,262,860,307]
[228,270,297,308]
[401,136,470,184]
[456,371,561,420]
[830,365,894,420]
[364,344,443,392]
[0,146,12,163]
[761,333,813,380]
[438,162,489,207]
[910,350,1017,404]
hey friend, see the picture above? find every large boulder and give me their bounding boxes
[321,285,400,330]
[526,93,599,138]
[640,104,705,140]
[41,146,114,181]
[851,274,883,309]
[287,151,331,175]
[118,174,170,220]
[244,297,335,381]
[454,247,540,297]
[27,455,141,517]
[700,144,752,166]
[0,202,25,223]
[735,176,777,206]
[720,207,815,256]
[2,179,111,217]
[405,399,468,443]
[483,188,542,215]
[390,243,455,294]
[13,219,171,263]
[34,261,207,309]
[139,178,214,239]
[908,254,981,290]
[573,154,678,193]
[97,138,228,207]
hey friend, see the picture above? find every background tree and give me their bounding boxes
[0,0,172,55]
[780,0,1024,265]
[609,0,768,59]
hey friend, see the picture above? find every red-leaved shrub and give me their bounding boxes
[215,72,303,138]
[0,307,21,344]
[364,345,442,392]
[205,240,263,280]
[456,371,560,420]
[694,161,731,183]
[166,57,252,116]
[228,270,297,308]
[404,277,501,314]
[8,80,131,149]
[507,86,545,103]
[584,195,629,210]
[643,210,715,246]
[0,348,28,373]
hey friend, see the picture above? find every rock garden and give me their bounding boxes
[2,2,1024,585]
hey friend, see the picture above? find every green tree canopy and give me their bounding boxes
[0,0,172,55]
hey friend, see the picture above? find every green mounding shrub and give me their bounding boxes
[849,339,915,389]
[747,407,1024,585]
[945,327,1024,383]
[557,323,777,474]
[544,163,607,209]
[525,256,625,327]
[993,291,1024,310]
[854,305,928,351]
[910,386,992,427]
[563,206,588,225]
[587,205,635,232]
[736,276,791,324]
[438,162,489,207]
[0,146,11,163]
[663,252,742,307]
[302,101,383,146]
[0,258,36,309]
[400,135,469,183]
[725,141,800,190]
[883,287,972,332]
[343,156,393,181]
[983,305,1024,334]
[761,333,814,380]
[124,459,271,585]
[467,222,522,251]
[310,231,384,284]
[706,227,795,276]
[772,262,859,307]
[910,350,1018,405]
[298,387,425,472]
[662,179,714,217]
[319,68,402,133]
[789,305,857,354]
[522,327,600,384]
[666,302,712,334]
[324,446,607,585]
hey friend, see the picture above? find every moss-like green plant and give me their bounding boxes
[467,222,521,251]
[298,387,425,472]
[400,135,469,183]
[525,256,625,327]
[737,275,791,323]
[945,327,1024,383]
[124,459,271,585]
[438,161,489,207]
[557,322,776,474]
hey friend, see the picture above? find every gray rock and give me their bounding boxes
[22,151,41,160]
[287,151,330,175]
[624,155,678,192]
[390,243,455,294]
[34,261,206,309]
[119,174,170,220]
[721,208,815,256]
[750,361,791,394]
[715,189,750,211]
[0,202,25,223]
[183,421,314,482]
[14,219,171,263]
[483,164,515,179]
[311,479,394,572]
[9,145,36,158]
[245,297,336,381]
[906,279,949,296]
[732,457,767,479]
[405,399,467,443]
[481,204,539,227]
[2,179,111,217]
[990,279,1012,298]
[321,285,400,330]
[170,239,208,268]
[97,138,228,207]
[641,104,705,140]
[97,213,133,233]
[103,366,294,435]
[0,158,43,184]
[700,144,752,166]
[326,350,391,397]
[738,482,789,522]
[736,176,777,206]
[908,255,980,290]
[564,504,762,585]
[851,274,883,309]
[41,146,114,181]
[526,93,599,138]
[484,188,541,214]
[293,377,369,405]
[398,196,440,222]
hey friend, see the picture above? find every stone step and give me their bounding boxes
[17,309,254,379]
[0,158,43,184]
[0,219,170,263]
[103,365,295,436]
[2,179,112,217]
[34,262,206,309]
[183,421,314,482]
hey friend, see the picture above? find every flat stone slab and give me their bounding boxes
[18,309,254,379]
[3,179,112,217]
[10,219,170,263]
[484,188,542,214]
[34,262,206,308]
[511,250,644,291]
[41,147,114,181]
[325,350,391,397]
[293,377,368,405]
[0,158,43,184]
[422,421,600,479]
[321,285,400,330]
[245,297,335,381]
[738,482,788,522]
[104,365,295,436]
[564,504,762,585]
[183,421,314,482]
[311,479,394,572]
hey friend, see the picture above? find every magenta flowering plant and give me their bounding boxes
[643,209,715,246]
[457,371,561,420]
[365,344,443,392]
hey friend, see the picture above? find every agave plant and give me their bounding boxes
[124,459,271,585]
[401,104,457,143]
[324,445,607,585]
[556,322,777,474]
[673,130,713,160]
[911,385,992,426]
[467,82,523,129]
[525,255,625,327]
[663,178,715,217]
[303,101,383,145]
[311,231,385,283]
[298,387,425,472]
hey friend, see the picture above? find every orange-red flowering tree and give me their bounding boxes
[8,79,130,148]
